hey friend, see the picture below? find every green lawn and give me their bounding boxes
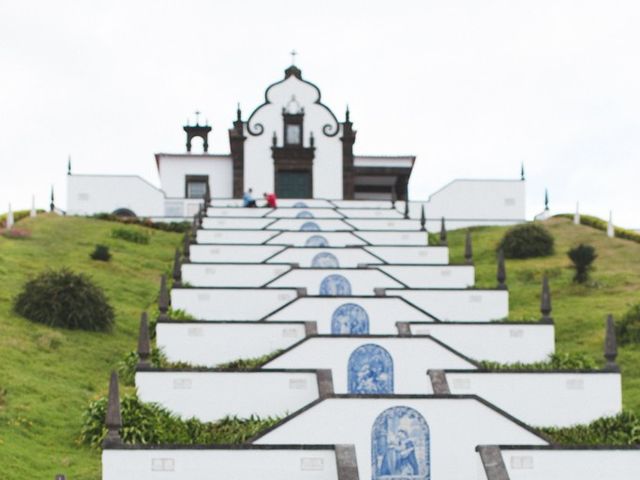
[0,214,639,478]
[0,215,180,480]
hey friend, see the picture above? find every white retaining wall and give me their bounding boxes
[157,321,309,366]
[266,269,403,295]
[202,217,275,230]
[496,448,640,480]
[181,264,292,287]
[267,248,383,268]
[196,230,279,244]
[347,219,422,231]
[364,247,448,264]
[206,207,271,217]
[255,397,547,480]
[267,232,367,247]
[266,297,434,332]
[266,219,353,231]
[338,209,403,219]
[446,371,622,427]
[264,337,476,393]
[355,232,429,246]
[378,265,475,288]
[135,370,319,421]
[171,288,298,320]
[102,448,341,480]
[387,289,509,321]
[266,209,344,219]
[189,245,285,263]
[409,323,555,363]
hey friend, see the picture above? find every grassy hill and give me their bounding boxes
[0,214,639,479]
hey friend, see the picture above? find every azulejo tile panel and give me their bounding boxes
[348,344,394,394]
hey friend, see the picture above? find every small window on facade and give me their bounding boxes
[185,175,209,199]
[286,124,301,145]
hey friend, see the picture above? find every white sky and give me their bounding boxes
[1,0,638,227]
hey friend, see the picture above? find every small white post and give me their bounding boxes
[7,203,14,229]
[30,195,36,217]
[607,211,615,238]
[574,202,580,225]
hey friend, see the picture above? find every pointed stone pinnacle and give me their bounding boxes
[183,231,191,261]
[103,371,122,448]
[158,274,170,320]
[540,275,553,323]
[604,314,619,371]
[137,312,151,368]
[420,205,426,232]
[404,200,409,220]
[439,217,448,246]
[464,230,473,265]
[172,248,182,287]
[496,249,507,290]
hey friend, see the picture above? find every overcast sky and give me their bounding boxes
[1,0,638,227]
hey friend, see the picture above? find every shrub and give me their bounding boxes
[93,213,190,233]
[498,223,554,259]
[616,303,640,345]
[111,227,150,244]
[13,269,114,331]
[567,244,597,283]
[1,228,31,239]
[216,350,284,370]
[90,244,112,262]
[539,412,640,445]
[81,393,281,448]
[479,352,598,371]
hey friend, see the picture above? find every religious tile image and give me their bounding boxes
[320,273,352,296]
[348,344,394,394]
[312,251,340,268]
[331,303,370,335]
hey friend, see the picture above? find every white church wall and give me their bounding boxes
[347,219,422,231]
[158,155,233,198]
[266,208,343,219]
[266,269,403,295]
[181,264,292,287]
[264,337,477,393]
[171,288,298,320]
[135,370,319,422]
[266,232,367,247]
[196,229,279,244]
[410,323,555,363]
[266,219,353,231]
[66,174,164,217]
[202,217,276,230]
[102,447,340,480]
[243,74,343,198]
[355,232,429,246]
[266,297,434,332]
[266,247,383,268]
[445,371,622,427]
[378,265,475,288]
[364,247,448,264]
[156,321,308,366]
[254,397,548,480]
[189,245,285,263]
[387,289,509,321]
[499,448,640,480]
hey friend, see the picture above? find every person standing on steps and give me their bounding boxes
[243,188,256,207]
[263,192,277,208]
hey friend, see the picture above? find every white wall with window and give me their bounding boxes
[156,154,233,199]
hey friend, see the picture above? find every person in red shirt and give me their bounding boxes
[263,192,277,208]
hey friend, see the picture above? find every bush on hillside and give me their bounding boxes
[111,227,150,244]
[81,393,281,448]
[90,244,112,262]
[616,303,640,346]
[498,223,554,259]
[93,213,190,233]
[479,352,598,371]
[567,244,597,283]
[539,412,640,445]
[13,269,114,331]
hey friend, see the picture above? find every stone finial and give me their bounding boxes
[607,211,615,238]
[172,248,182,287]
[540,275,553,323]
[30,195,36,218]
[496,249,507,290]
[391,187,397,209]
[6,203,14,229]
[137,312,151,368]
[103,371,122,448]
[439,217,448,246]
[183,232,191,261]
[419,205,426,231]
[272,131,277,147]
[158,275,170,321]
[197,204,204,227]
[464,230,473,265]
[190,215,198,239]
[544,188,549,211]
[204,186,211,208]
[427,370,451,394]
[67,155,71,175]
[50,185,55,212]
[574,201,580,225]
[520,162,525,181]
[309,131,315,148]
[403,200,409,220]
[604,314,619,371]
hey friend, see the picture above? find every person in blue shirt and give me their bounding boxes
[243,188,256,207]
